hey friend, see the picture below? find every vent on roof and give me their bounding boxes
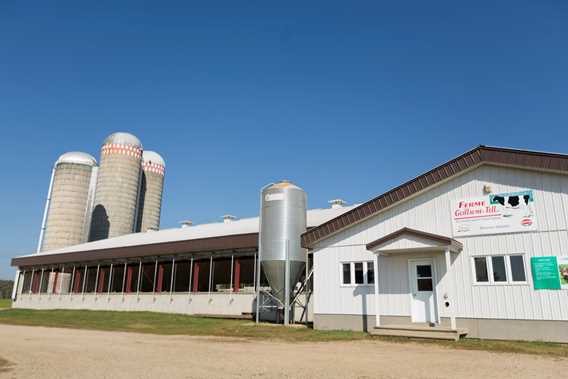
[223,215,237,223]
[180,220,193,228]
[329,199,347,209]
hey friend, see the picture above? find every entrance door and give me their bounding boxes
[408,259,436,323]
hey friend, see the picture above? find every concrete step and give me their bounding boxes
[370,325,468,341]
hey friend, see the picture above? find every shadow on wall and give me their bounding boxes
[135,172,147,232]
[89,205,110,241]
[353,286,369,332]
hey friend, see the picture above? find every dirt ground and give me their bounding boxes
[0,325,566,379]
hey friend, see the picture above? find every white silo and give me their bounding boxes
[89,132,143,241]
[38,152,98,252]
[137,150,165,232]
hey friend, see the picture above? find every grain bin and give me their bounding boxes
[136,150,165,232]
[89,132,143,241]
[258,181,307,322]
[38,152,98,252]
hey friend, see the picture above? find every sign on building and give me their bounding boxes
[451,190,536,237]
[531,256,568,290]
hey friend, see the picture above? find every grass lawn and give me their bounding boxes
[0,299,11,309]
[0,308,567,357]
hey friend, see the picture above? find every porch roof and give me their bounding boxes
[365,227,462,254]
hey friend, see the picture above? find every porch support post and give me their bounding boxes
[169,258,175,297]
[445,248,456,330]
[373,252,380,327]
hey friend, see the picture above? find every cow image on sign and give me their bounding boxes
[451,190,537,237]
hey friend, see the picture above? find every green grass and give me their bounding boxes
[376,335,568,358]
[0,309,366,342]
[0,308,567,358]
[0,299,11,309]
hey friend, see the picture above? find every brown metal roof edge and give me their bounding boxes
[365,227,461,251]
[12,232,259,268]
[302,145,568,249]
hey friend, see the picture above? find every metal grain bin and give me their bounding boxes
[260,181,307,305]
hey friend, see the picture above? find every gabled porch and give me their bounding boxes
[366,227,468,340]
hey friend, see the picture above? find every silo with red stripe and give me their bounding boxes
[89,132,143,241]
[136,150,165,232]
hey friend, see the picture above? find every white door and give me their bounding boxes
[408,259,436,323]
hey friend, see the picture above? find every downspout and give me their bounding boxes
[36,165,56,253]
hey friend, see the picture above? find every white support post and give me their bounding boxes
[136,260,142,298]
[29,269,35,294]
[121,262,127,296]
[39,268,45,296]
[152,259,158,296]
[108,264,113,298]
[188,257,194,294]
[230,255,234,292]
[445,249,456,330]
[69,266,75,296]
[208,256,213,295]
[169,258,175,298]
[94,264,100,295]
[11,270,20,301]
[81,265,87,296]
[49,267,54,296]
[373,253,380,327]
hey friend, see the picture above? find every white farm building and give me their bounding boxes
[10,145,568,342]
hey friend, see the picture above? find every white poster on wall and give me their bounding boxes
[451,190,537,237]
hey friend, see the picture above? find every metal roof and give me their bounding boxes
[12,205,358,267]
[142,150,165,167]
[55,152,97,167]
[103,132,142,148]
[302,145,568,249]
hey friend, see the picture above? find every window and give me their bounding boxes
[354,263,364,284]
[341,262,374,285]
[416,264,433,291]
[472,255,527,285]
[491,256,507,282]
[342,263,351,285]
[474,257,489,282]
[366,263,374,284]
[509,255,526,282]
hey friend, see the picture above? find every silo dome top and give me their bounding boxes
[142,150,165,167]
[269,180,302,190]
[56,152,97,167]
[103,132,142,148]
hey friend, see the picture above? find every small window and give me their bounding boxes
[474,257,489,282]
[354,262,364,284]
[509,255,526,282]
[342,263,351,285]
[341,262,374,285]
[366,262,374,284]
[492,256,507,282]
[472,254,527,285]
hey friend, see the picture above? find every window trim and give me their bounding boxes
[340,261,374,287]
[471,254,528,286]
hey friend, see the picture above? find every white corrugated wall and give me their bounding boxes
[313,164,568,321]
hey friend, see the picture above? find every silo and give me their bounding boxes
[39,152,98,252]
[89,132,143,241]
[137,151,165,232]
[259,181,307,322]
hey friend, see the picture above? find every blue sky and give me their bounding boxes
[1,1,567,279]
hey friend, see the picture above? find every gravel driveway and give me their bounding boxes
[0,325,566,379]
